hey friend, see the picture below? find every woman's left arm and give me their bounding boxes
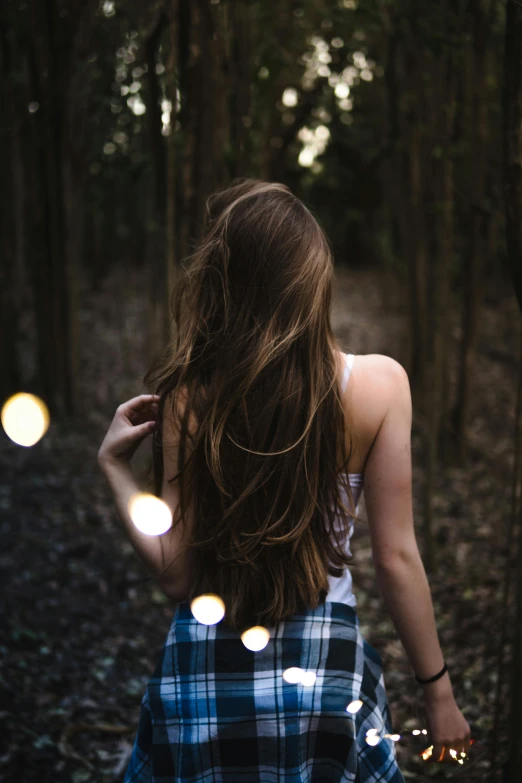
[98,394,167,581]
[98,455,167,579]
[98,393,197,601]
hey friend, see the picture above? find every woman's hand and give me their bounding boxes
[98,394,160,468]
[423,694,472,763]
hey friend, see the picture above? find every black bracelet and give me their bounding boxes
[415,661,448,685]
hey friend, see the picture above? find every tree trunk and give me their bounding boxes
[452,2,492,465]
[423,42,458,574]
[145,12,168,215]
[228,0,254,177]
[27,25,59,412]
[407,119,429,398]
[165,0,180,345]
[0,19,23,402]
[177,0,200,262]
[436,42,458,469]
[503,2,522,312]
[144,10,169,351]
[62,152,81,413]
[394,28,430,396]
[27,0,76,415]
[503,0,522,777]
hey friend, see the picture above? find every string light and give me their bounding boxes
[283,666,304,684]
[180,593,475,764]
[365,728,381,746]
[282,667,317,685]
[301,670,317,686]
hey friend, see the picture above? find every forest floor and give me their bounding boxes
[1,261,520,782]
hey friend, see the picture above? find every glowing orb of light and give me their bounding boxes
[282,87,298,107]
[1,393,50,447]
[335,82,350,99]
[346,699,363,714]
[301,670,317,687]
[421,729,427,735]
[283,667,304,684]
[412,729,421,736]
[190,594,225,625]
[421,745,433,761]
[241,626,270,651]
[365,729,381,746]
[128,493,172,535]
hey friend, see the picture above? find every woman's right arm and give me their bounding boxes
[362,356,471,760]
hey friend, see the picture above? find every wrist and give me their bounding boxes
[98,453,131,473]
[420,671,454,702]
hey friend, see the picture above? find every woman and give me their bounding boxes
[98,178,470,781]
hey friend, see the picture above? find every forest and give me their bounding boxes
[1,0,522,780]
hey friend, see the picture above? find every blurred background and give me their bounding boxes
[1,0,521,780]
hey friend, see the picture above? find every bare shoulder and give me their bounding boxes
[349,353,409,404]
[355,352,407,377]
[342,354,411,463]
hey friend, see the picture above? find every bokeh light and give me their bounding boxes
[301,670,317,686]
[190,594,226,625]
[297,123,331,167]
[335,82,350,99]
[281,667,317,685]
[1,393,50,447]
[365,728,381,746]
[241,625,270,651]
[103,0,115,17]
[299,147,315,167]
[128,493,172,535]
[346,699,363,714]
[282,88,298,107]
[283,667,305,684]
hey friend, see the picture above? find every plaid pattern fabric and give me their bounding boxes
[124,600,405,782]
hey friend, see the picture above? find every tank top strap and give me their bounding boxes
[341,353,355,395]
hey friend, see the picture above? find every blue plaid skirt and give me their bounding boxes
[124,600,405,782]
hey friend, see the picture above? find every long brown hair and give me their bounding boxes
[144,178,363,633]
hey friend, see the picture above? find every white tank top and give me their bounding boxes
[325,352,362,607]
